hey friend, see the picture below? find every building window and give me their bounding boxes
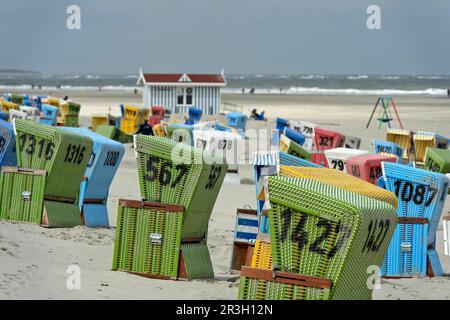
[176,87,193,106]
[177,87,184,105]
[186,88,193,105]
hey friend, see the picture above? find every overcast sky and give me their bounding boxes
[1,0,450,74]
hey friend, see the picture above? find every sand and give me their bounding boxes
[0,90,449,299]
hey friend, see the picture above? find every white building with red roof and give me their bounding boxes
[137,69,227,115]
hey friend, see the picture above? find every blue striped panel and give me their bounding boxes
[236,231,258,240]
[237,218,259,227]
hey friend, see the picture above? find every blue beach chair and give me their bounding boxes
[381,161,449,277]
[62,128,125,227]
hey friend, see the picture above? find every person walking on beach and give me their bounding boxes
[136,119,154,136]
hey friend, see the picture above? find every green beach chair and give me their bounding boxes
[245,175,397,300]
[112,200,184,280]
[14,119,93,227]
[134,135,228,279]
[0,167,46,224]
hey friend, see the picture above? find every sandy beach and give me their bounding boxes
[0,90,450,299]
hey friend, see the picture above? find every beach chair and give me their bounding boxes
[253,152,322,234]
[112,200,184,279]
[59,101,81,127]
[386,128,412,159]
[188,107,203,122]
[380,162,449,277]
[20,106,40,121]
[9,109,27,122]
[43,96,61,107]
[276,117,289,132]
[134,135,227,278]
[0,167,46,224]
[247,165,398,289]
[14,119,93,227]
[424,149,450,191]
[92,115,110,132]
[324,147,369,172]
[149,106,165,127]
[193,129,243,173]
[343,136,362,150]
[1,100,19,113]
[119,104,149,135]
[226,112,247,131]
[314,128,345,151]
[62,128,125,228]
[0,120,17,166]
[253,175,397,300]
[279,135,311,161]
[373,139,404,162]
[230,208,258,273]
[290,120,318,152]
[346,154,397,184]
[284,127,305,146]
[4,93,23,105]
[312,128,345,167]
[413,131,449,163]
[39,104,59,126]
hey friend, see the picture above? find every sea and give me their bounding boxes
[1,72,450,96]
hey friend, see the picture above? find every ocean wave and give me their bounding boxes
[347,75,369,80]
[301,75,325,80]
[223,87,448,96]
[285,87,447,96]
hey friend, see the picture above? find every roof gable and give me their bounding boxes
[139,72,226,85]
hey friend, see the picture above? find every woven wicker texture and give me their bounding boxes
[180,242,214,279]
[112,201,183,279]
[42,200,82,227]
[279,166,398,209]
[266,176,397,299]
[279,152,322,168]
[381,222,428,277]
[386,129,411,159]
[0,120,17,166]
[134,135,227,239]
[425,148,450,174]
[238,267,331,300]
[0,167,46,224]
[413,132,448,163]
[382,162,448,239]
[251,240,273,270]
[14,119,93,200]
